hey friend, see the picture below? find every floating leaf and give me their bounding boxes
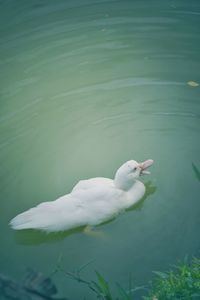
[187,81,199,87]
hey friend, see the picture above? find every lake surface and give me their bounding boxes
[0,0,200,298]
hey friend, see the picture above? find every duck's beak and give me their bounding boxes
[139,159,154,175]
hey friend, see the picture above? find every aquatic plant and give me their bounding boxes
[1,257,200,299]
[53,259,136,300]
[144,257,200,300]
[192,163,200,182]
[60,257,200,299]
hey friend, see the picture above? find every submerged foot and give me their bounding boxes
[83,225,107,239]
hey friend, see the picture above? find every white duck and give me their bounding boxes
[10,159,153,233]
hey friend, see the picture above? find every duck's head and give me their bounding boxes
[114,159,154,190]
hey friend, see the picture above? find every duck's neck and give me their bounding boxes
[114,174,137,191]
[115,175,145,208]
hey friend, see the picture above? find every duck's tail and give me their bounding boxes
[10,202,58,232]
[9,196,79,232]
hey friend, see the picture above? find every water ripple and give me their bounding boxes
[53,78,184,100]
[0,98,43,124]
[151,111,200,119]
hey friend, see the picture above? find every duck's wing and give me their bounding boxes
[71,185,124,225]
[72,177,114,193]
[10,184,123,232]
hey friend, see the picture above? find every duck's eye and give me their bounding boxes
[133,167,137,172]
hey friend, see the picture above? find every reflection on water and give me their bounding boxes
[14,226,84,246]
[1,0,200,299]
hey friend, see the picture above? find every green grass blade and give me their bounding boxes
[95,271,113,300]
[192,163,200,182]
[116,283,131,300]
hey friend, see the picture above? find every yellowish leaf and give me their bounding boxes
[187,81,199,87]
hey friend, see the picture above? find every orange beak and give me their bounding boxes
[139,159,154,175]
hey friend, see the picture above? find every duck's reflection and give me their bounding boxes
[14,226,84,245]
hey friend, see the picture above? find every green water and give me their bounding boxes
[0,0,200,298]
